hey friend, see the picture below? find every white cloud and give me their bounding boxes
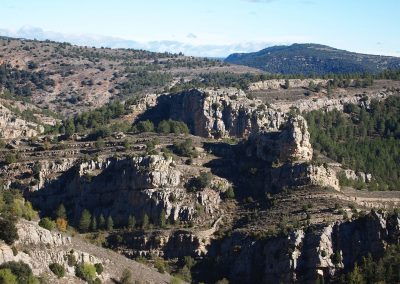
[186,33,197,39]
[0,26,298,57]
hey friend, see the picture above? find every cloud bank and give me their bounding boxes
[0,26,295,58]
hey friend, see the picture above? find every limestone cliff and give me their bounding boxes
[207,211,399,283]
[29,155,221,225]
[0,220,170,283]
[138,88,286,138]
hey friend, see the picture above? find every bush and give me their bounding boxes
[154,258,167,274]
[94,263,103,275]
[4,153,17,165]
[0,261,35,283]
[173,139,197,157]
[49,263,65,278]
[224,186,235,199]
[0,268,17,284]
[120,269,133,284]
[0,218,19,245]
[187,172,212,191]
[136,120,154,133]
[38,217,56,231]
[75,263,96,282]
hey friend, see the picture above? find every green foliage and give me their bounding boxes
[341,244,400,284]
[61,101,125,137]
[142,213,149,229]
[173,139,197,158]
[145,138,159,152]
[0,268,17,284]
[224,186,235,199]
[225,43,400,75]
[157,120,189,134]
[75,263,96,283]
[127,215,136,230]
[120,269,133,284]
[55,204,67,220]
[49,263,65,278]
[4,153,18,165]
[106,216,114,231]
[119,71,173,97]
[0,191,37,221]
[0,64,55,97]
[0,261,36,284]
[154,258,167,274]
[79,209,92,233]
[170,276,182,284]
[136,120,154,133]
[158,210,166,228]
[169,72,268,91]
[305,96,400,190]
[38,217,55,231]
[0,217,18,245]
[98,214,106,230]
[94,263,103,275]
[187,172,212,192]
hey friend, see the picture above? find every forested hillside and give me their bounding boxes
[225,43,400,75]
[305,96,400,190]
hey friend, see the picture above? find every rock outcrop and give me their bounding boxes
[0,103,43,139]
[271,89,396,113]
[248,79,328,91]
[244,115,339,191]
[29,155,221,225]
[137,88,286,138]
[210,211,400,283]
[0,220,170,283]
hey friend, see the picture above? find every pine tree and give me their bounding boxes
[98,214,106,230]
[90,216,97,231]
[106,216,114,231]
[79,209,91,233]
[142,213,149,229]
[159,210,166,228]
[127,215,136,230]
[55,204,67,220]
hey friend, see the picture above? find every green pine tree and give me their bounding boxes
[106,216,114,231]
[127,215,136,230]
[90,216,97,231]
[79,209,91,233]
[142,213,149,229]
[55,204,67,220]
[98,214,105,230]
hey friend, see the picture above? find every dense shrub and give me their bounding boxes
[75,263,96,282]
[0,261,36,283]
[49,263,65,278]
[0,218,19,245]
[187,172,212,191]
[173,139,197,157]
[38,217,56,231]
[0,268,17,284]
[94,263,103,275]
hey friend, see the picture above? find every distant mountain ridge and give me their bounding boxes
[225,43,400,75]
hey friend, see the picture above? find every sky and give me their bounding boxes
[0,0,399,57]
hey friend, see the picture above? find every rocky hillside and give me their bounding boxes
[0,219,170,283]
[225,43,400,75]
[0,37,256,116]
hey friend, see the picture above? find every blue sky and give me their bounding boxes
[0,0,399,57]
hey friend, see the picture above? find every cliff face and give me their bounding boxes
[0,103,43,139]
[29,155,221,225]
[138,88,286,138]
[210,211,400,283]
[244,115,339,191]
[0,220,170,283]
